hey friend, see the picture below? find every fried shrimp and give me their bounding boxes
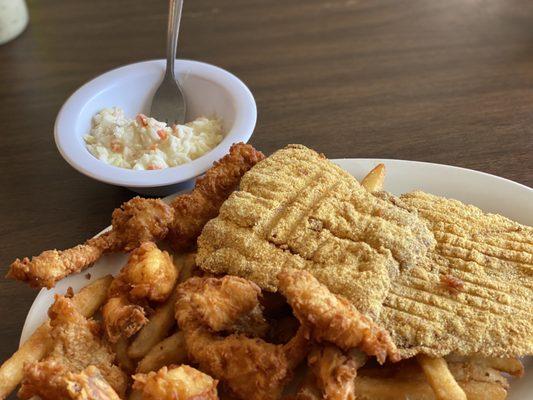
[175,276,309,400]
[8,197,174,288]
[175,275,268,336]
[119,241,177,302]
[277,269,399,364]
[133,365,218,400]
[102,242,178,342]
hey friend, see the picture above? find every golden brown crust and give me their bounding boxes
[101,295,148,343]
[7,196,174,289]
[20,296,127,398]
[65,366,121,400]
[379,191,533,358]
[175,275,268,336]
[307,346,366,400]
[102,242,178,343]
[7,233,112,289]
[168,142,265,252]
[175,275,309,400]
[133,365,218,400]
[111,197,174,252]
[196,144,435,318]
[119,242,177,302]
[278,269,399,364]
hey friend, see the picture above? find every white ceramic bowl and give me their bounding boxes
[54,59,257,196]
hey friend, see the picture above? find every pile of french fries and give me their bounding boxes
[0,164,525,400]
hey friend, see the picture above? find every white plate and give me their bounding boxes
[19,158,532,398]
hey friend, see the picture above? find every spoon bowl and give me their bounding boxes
[150,74,186,124]
[150,0,186,125]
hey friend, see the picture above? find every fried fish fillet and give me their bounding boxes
[377,191,533,358]
[197,144,533,359]
[197,144,435,317]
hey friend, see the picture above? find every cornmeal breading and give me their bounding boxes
[378,191,533,358]
[197,144,435,317]
[197,144,533,359]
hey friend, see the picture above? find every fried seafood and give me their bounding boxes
[109,197,174,252]
[101,295,148,343]
[19,295,127,399]
[8,197,174,288]
[277,269,399,364]
[133,365,218,400]
[377,190,533,358]
[7,234,113,289]
[176,275,268,336]
[168,142,265,252]
[102,242,178,342]
[197,144,435,318]
[20,364,121,400]
[116,242,177,302]
[175,276,309,400]
[302,346,367,400]
[9,143,263,289]
[65,365,122,400]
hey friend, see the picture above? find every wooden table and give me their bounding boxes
[0,0,531,396]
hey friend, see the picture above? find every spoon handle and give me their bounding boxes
[166,0,184,80]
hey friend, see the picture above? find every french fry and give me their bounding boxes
[128,390,143,400]
[475,357,524,377]
[177,252,198,283]
[417,355,467,400]
[127,252,197,359]
[136,332,187,373]
[114,337,135,373]
[0,323,52,399]
[127,292,177,359]
[361,163,386,192]
[71,274,114,317]
[0,275,113,399]
[460,380,508,400]
[352,376,507,400]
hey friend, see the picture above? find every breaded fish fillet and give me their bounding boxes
[197,144,435,318]
[377,191,533,358]
[197,144,533,359]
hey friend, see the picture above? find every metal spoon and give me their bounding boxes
[150,0,186,125]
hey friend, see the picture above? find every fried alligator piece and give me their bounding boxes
[168,142,265,252]
[102,242,178,342]
[117,241,177,302]
[175,275,309,400]
[133,365,219,400]
[176,275,269,337]
[277,269,399,364]
[19,296,127,399]
[101,294,148,343]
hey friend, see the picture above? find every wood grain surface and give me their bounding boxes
[0,0,532,397]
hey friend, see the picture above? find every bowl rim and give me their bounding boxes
[54,59,257,187]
